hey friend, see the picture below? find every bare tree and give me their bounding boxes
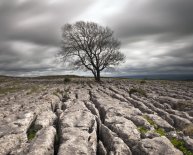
[59,21,125,81]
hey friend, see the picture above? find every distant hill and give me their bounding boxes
[117,74,193,81]
[0,75,83,79]
[1,74,193,81]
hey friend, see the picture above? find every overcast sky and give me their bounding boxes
[0,0,193,76]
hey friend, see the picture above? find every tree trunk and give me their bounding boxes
[96,70,100,82]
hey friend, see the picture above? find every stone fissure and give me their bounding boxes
[88,90,133,154]
[26,115,38,141]
[53,109,61,155]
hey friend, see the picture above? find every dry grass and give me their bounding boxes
[129,88,147,97]
[174,101,193,111]
[183,124,193,137]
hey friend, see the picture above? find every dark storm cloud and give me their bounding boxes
[0,0,93,76]
[102,0,193,75]
[0,0,193,76]
[107,0,193,42]
[0,41,58,72]
[164,44,193,58]
[0,0,93,45]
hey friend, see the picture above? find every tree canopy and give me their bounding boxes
[59,21,125,81]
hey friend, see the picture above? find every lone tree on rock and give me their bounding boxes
[59,21,125,82]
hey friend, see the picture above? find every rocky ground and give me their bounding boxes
[0,76,193,155]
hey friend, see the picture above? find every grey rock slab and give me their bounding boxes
[130,115,151,129]
[126,97,154,114]
[166,131,178,139]
[58,127,97,155]
[13,112,36,132]
[100,124,132,155]
[170,114,192,130]
[60,103,95,131]
[133,136,183,155]
[0,112,36,137]
[183,136,193,151]
[142,130,160,139]
[105,116,141,147]
[84,101,100,117]
[45,94,60,111]
[91,91,119,110]
[155,109,174,126]
[111,93,128,102]
[146,114,174,131]
[27,126,56,155]
[97,140,107,155]
[91,90,143,121]
[0,134,22,155]
[34,111,57,130]
[105,106,142,122]
[75,89,90,101]
[59,100,97,155]
[62,100,88,113]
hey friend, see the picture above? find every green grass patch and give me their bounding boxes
[143,115,166,136]
[143,115,157,127]
[0,77,8,83]
[0,85,24,95]
[155,128,166,136]
[138,126,148,134]
[26,85,40,95]
[27,127,38,141]
[170,138,193,155]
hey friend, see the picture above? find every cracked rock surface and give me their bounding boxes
[0,77,193,155]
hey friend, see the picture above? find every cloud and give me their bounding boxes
[0,0,193,76]
[0,0,94,76]
[105,0,193,41]
[0,0,93,45]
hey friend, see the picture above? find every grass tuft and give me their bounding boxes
[27,127,38,141]
[138,126,148,134]
[26,86,40,95]
[63,77,71,83]
[129,88,147,97]
[143,115,166,136]
[140,80,147,84]
[155,128,166,136]
[183,124,193,137]
[170,138,193,155]
[174,101,193,111]
[143,115,156,127]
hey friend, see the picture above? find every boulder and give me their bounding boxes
[34,111,57,130]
